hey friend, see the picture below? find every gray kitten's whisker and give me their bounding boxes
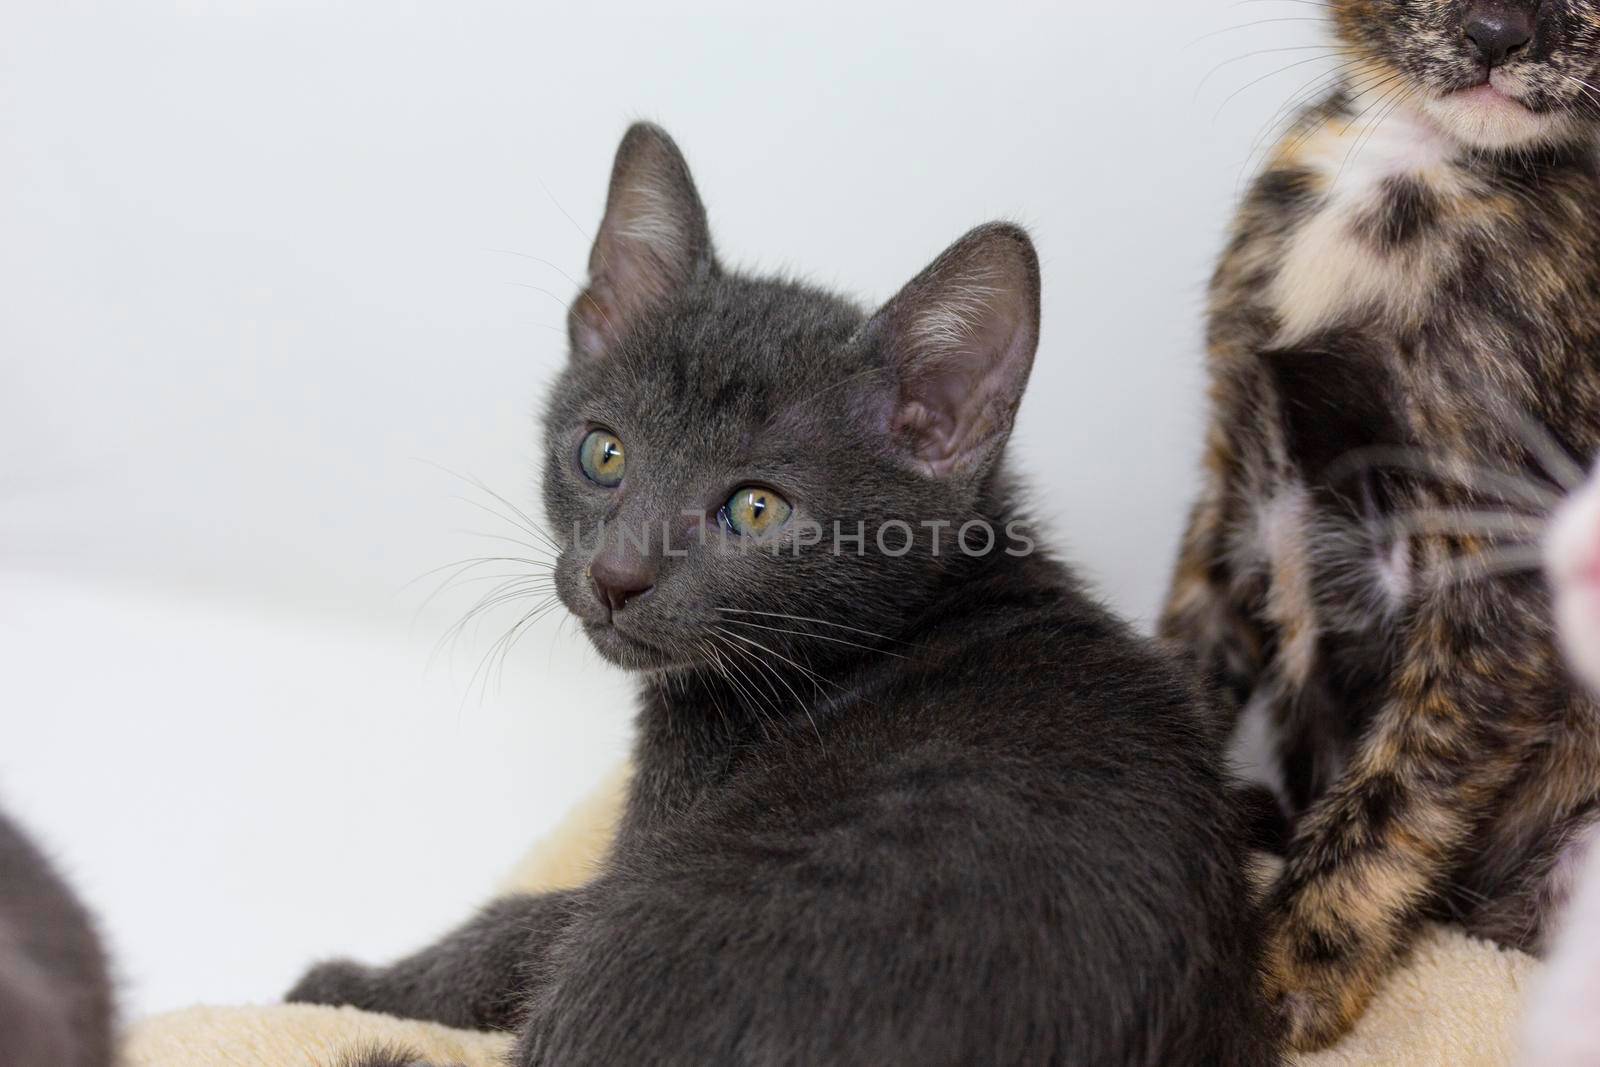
[772,366,892,421]
[449,571,560,587]
[489,248,621,347]
[466,595,563,706]
[715,628,827,745]
[429,565,556,606]
[1388,508,1547,541]
[406,555,554,592]
[536,172,611,278]
[1327,447,1563,510]
[443,592,545,701]
[494,597,565,686]
[713,607,907,645]
[706,631,783,739]
[406,556,555,622]
[459,530,562,558]
[450,497,562,557]
[431,582,558,674]
[716,617,908,659]
[423,461,566,554]
[722,629,816,706]
[466,577,560,611]
[1433,545,1548,589]
[1506,413,1586,493]
[695,641,738,737]
[715,626,842,695]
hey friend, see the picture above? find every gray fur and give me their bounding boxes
[0,808,114,1067]
[291,123,1279,1066]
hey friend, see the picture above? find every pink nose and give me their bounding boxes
[588,554,655,615]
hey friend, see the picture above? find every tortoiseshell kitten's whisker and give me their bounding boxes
[1197,45,1345,101]
[1212,52,1353,120]
[1189,16,1333,48]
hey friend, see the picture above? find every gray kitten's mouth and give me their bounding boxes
[582,618,695,672]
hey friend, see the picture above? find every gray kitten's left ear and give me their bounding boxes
[863,223,1041,478]
[568,122,718,361]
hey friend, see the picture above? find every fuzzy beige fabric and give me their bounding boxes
[122,768,1536,1067]
[123,1004,514,1067]
[1296,925,1534,1067]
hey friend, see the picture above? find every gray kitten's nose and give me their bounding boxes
[1464,4,1534,68]
[589,554,655,615]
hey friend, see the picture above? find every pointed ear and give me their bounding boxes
[568,123,717,360]
[865,223,1040,478]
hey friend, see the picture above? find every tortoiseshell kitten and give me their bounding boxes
[1162,0,1600,1051]
[288,124,1279,1066]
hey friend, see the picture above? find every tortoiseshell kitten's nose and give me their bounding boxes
[1464,2,1535,68]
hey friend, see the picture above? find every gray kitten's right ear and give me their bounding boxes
[568,123,717,361]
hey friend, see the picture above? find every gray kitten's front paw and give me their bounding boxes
[285,958,374,1007]
[339,1044,461,1067]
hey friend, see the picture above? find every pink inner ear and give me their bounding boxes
[571,243,682,361]
[893,399,958,470]
[875,224,1039,477]
[571,284,620,362]
[895,352,1021,477]
[898,365,1029,477]
[567,124,714,362]
[889,283,1036,476]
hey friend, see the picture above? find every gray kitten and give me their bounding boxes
[291,123,1279,1066]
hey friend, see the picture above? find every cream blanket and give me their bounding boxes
[123,771,1536,1066]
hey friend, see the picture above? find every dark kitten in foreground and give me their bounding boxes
[0,808,114,1067]
[290,123,1278,1065]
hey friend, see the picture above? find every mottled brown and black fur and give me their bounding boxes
[1164,0,1600,1051]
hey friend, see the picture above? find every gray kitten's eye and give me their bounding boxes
[722,485,792,537]
[579,429,625,487]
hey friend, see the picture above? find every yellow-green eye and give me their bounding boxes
[579,429,625,487]
[723,485,792,537]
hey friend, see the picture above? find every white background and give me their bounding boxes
[1,1,1324,1018]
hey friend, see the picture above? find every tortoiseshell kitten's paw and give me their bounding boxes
[285,958,375,1009]
[1262,911,1376,1052]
